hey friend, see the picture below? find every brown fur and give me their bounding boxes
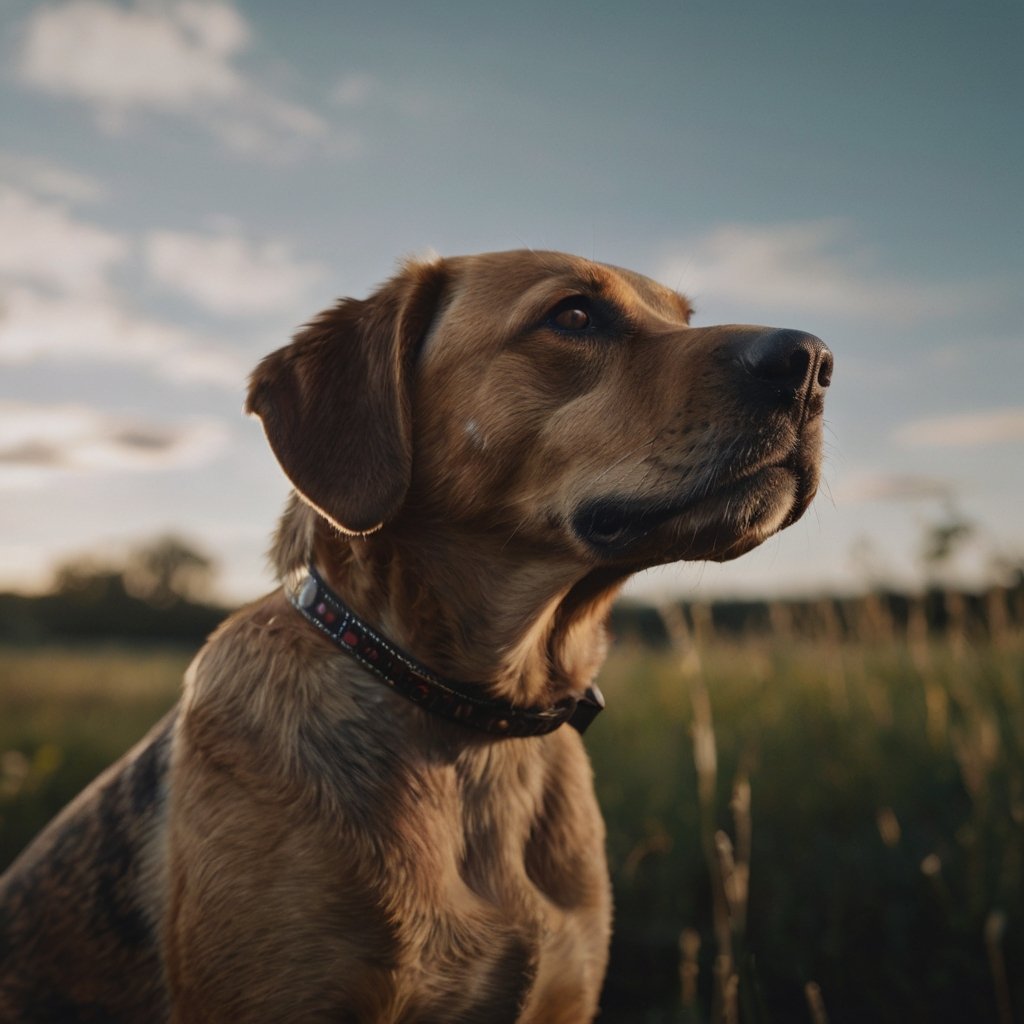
[0,249,830,1022]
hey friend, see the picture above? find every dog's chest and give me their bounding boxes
[353,739,611,1021]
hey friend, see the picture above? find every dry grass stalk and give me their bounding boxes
[848,594,896,727]
[876,806,901,848]
[728,777,752,936]
[715,832,740,927]
[622,825,672,882]
[950,712,1000,804]
[985,909,1013,1024]
[858,591,895,645]
[804,981,830,1024]
[678,927,701,1008]
[985,587,1010,647]
[922,677,949,753]
[660,602,737,1024]
[906,597,931,676]
[815,597,849,714]
[944,589,969,661]
[717,963,739,1024]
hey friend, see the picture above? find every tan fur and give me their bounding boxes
[0,250,830,1022]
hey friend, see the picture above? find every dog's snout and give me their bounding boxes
[742,328,833,403]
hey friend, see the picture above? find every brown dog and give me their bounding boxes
[0,250,831,1022]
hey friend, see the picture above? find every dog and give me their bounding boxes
[0,249,831,1022]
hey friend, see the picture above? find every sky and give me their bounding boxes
[0,0,1021,604]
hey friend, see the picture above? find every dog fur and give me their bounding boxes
[0,249,831,1022]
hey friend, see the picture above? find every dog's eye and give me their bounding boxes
[549,299,594,332]
[554,307,590,331]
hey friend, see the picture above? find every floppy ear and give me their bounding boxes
[246,257,449,534]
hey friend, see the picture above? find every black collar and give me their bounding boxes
[288,566,604,737]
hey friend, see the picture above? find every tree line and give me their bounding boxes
[1,531,1020,647]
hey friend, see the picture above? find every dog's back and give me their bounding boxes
[0,713,175,1021]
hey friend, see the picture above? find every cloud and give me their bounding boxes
[0,151,106,204]
[332,72,375,108]
[836,472,956,504]
[0,285,248,387]
[894,408,1024,449]
[19,0,247,109]
[658,220,979,323]
[0,184,249,386]
[17,0,332,161]
[0,401,229,489]
[0,185,126,295]
[145,229,325,316]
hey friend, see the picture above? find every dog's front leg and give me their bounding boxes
[164,748,401,1022]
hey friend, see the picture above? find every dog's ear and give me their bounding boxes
[246,257,448,534]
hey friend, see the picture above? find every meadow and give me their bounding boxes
[1,598,1021,1023]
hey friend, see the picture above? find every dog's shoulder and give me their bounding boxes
[179,588,369,743]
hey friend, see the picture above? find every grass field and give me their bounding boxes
[1,612,1021,1023]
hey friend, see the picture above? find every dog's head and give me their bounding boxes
[247,250,831,575]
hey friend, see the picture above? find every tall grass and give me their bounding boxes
[591,594,1023,1022]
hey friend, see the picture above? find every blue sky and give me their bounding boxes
[1,0,1021,602]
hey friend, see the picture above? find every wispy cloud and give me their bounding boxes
[836,471,956,504]
[145,229,325,316]
[16,0,339,162]
[332,72,375,108]
[0,286,248,387]
[0,184,248,386]
[895,408,1024,449]
[0,151,106,204]
[0,185,126,295]
[658,219,984,323]
[0,401,229,489]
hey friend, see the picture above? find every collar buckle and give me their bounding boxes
[568,685,606,735]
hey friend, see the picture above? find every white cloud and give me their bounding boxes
[659,220,978,323]
[894,408,1024,449]
[0,185,126,295]
[0,400,229,489]
[17,0,332,161]
[0,184,249,386]
[0,285,248,387]
[145,229,324,316]
[0,152,106,204]
[19,0,245,108]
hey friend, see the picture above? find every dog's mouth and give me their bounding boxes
[572,451,818,565]
[572,499,687,551]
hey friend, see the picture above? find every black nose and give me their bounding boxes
[744,328,833,400]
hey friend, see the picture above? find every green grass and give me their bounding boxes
[591,626,1024,1023]
[1,629,1021,1023]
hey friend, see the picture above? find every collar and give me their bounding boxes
[288,566,604,738]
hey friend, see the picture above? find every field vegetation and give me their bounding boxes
[0,541,1021,1021]
[592,593,1022,1022]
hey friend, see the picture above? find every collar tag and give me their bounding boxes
[568,685,605,735]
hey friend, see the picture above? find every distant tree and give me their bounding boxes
[52,558,125,604]
[122,536,216,607]
[848,535,890,590]
[920,502,975,584]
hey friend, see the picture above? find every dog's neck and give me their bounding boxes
[273,496,624,708]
